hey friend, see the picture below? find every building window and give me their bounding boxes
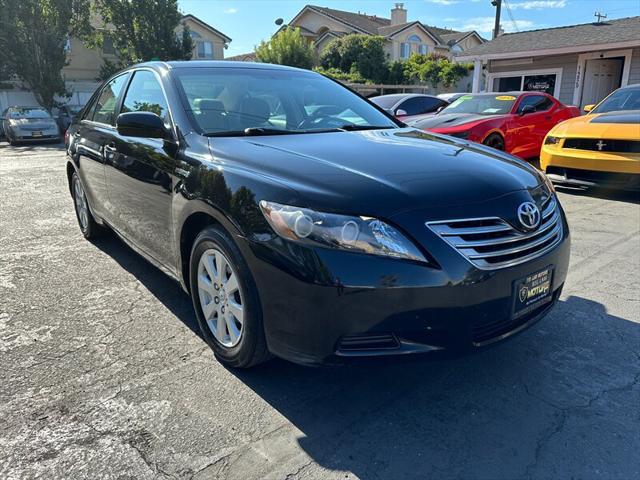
[451,44,463,53]
[197,41,213,59]
[400,42,410,59]
[407,35,422,43]
[492,72,559,96]
[419,44,428,55]
[189,30,202,39]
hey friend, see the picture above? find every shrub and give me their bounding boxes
[255,27,316,69]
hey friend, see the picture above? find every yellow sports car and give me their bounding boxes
[540,84,640,189]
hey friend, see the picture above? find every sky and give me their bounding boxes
[178,0,640,57]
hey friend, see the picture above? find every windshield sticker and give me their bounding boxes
[495,95,516,101]
[482,108,501,113]
[459,95,473,100]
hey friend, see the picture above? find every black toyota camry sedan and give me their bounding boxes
[66,61,570,368]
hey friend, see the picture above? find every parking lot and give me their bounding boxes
[0,142,638,479]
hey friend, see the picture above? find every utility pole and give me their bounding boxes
[492,0,502,39]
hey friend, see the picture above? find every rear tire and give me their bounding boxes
[483,133,505,151]
[189,226,271,368]
[71,172,104,239]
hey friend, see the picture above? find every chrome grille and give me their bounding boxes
[426,196,562,269]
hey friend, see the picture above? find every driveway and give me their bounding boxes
[1,142,638,479]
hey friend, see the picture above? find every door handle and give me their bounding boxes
[544,115,552,120]
[104,142,116,153]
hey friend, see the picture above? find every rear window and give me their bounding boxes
[10,108,50,119]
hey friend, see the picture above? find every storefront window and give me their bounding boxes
[493,73,558,96]
[523,74,556,95]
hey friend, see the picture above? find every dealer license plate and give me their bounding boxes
[513,267,553,319]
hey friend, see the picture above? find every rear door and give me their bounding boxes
[105,69,177,265]
[74,73,129,220]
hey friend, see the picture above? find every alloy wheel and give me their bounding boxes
[73,175,89,231]
[197,248,245,347]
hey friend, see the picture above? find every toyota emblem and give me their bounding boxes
[517,202,540,230]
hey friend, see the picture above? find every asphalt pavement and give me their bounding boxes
[1,142,639,479]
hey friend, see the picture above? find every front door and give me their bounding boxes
[105,69,177,266]
[581,58,623,109]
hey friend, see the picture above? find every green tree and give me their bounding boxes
[254,27,315,70]
[320,34,389,83]
[403,53,471,88]
[0,0,92,111]
[94,0,194,79]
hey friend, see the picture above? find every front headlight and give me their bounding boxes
[259,201,428,263]
[544,135,561,145]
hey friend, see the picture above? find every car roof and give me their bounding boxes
[371,93,438,100]
[135,60,310,73]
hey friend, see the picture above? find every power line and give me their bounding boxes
[503,0,520,33]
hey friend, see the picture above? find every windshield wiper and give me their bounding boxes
[204,128,302,137]
[336,124,397,131]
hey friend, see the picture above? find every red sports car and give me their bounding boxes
[407,92,580,159]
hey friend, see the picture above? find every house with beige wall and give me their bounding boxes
[283,3,484,61]
[1,15,231,112]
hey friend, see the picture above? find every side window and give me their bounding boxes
[121,70,169,124]
[418,97,445,114]
[517,95,553,114]
[399,97,425,115]
[92,74,129,125]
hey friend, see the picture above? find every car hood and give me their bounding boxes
[209,128,541,218]
[411,113,506,130]
[549,111,640,139]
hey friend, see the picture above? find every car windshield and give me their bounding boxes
[10,108,51,119]
[370,96,404,109]
[592,87,640,113]
[173,67,398,136]
[441,94,517,115]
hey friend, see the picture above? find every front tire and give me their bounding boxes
[483,133,505,151]
[71,172,104,239]
[189,226,270,368]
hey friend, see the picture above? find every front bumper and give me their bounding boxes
[241,202,571,366]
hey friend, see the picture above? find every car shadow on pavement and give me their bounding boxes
[555,185,640,204]
[228,295,639,479]
[91,235,203,340]
[92,233,639,478]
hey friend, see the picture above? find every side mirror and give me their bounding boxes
[395,109,408,117]
[583,104,595,113]
[520,105,536,116]
[436,105,445,113]
[116,112,170,139]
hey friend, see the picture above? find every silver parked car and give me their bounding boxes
[1,106,61,145]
